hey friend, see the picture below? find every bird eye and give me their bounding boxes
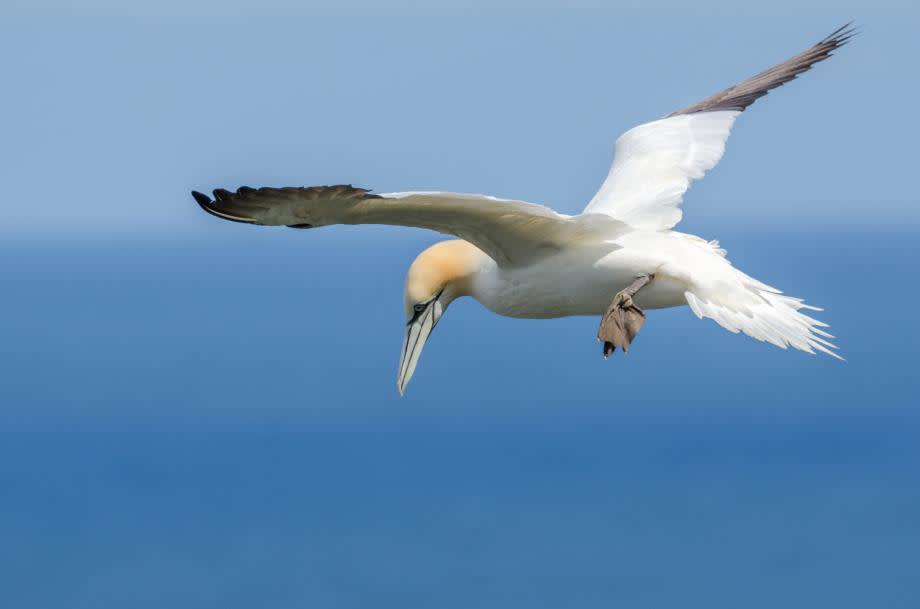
[413,303,426,313]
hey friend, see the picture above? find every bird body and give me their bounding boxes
[471,233,690,318]
[192,25,853,394]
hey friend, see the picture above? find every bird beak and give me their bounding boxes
[397,293,445,396]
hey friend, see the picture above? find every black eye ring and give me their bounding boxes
[413,303,426,313]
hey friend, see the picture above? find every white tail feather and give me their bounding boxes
[684,284,842,359]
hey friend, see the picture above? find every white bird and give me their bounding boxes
[193,24,852,394]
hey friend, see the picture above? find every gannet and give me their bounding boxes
[193,24,852,395]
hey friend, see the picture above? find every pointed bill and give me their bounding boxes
[397,296,445,396]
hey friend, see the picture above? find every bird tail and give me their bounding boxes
[683,266,842,360]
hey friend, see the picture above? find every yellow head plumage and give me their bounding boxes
[403,240,483,318]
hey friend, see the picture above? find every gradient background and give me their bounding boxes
[2,1,919,607]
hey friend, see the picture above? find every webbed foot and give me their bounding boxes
[597,274,653,357]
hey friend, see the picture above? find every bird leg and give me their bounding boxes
[597,273,654,358]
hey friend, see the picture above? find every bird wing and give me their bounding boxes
[582,24,854,230]
[192,185,616,267]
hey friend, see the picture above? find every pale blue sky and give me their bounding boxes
[2,0,917,238]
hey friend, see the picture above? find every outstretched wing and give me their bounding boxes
[192,185,612,267]
[583,24,855,230]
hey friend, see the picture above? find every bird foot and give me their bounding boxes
[597,274,653,358]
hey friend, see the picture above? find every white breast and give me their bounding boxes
[470,238,689,319]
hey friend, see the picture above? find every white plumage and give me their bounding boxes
[584,110,740,230]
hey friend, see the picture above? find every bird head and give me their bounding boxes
[397,240,484,395]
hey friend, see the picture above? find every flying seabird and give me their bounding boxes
[193,24,853,394]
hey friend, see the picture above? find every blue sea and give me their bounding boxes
[1,227,918,608]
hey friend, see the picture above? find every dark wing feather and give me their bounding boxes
[669,23,856,117]
[192,185,378,227]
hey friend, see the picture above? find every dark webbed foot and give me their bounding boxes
[597,274,654,357]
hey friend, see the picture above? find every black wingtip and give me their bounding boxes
[822,21,859,47]
[191,188,257,224]
[213,188,233,201]
[191,190,211,207]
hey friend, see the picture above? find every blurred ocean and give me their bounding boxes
[1,227,918,608]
